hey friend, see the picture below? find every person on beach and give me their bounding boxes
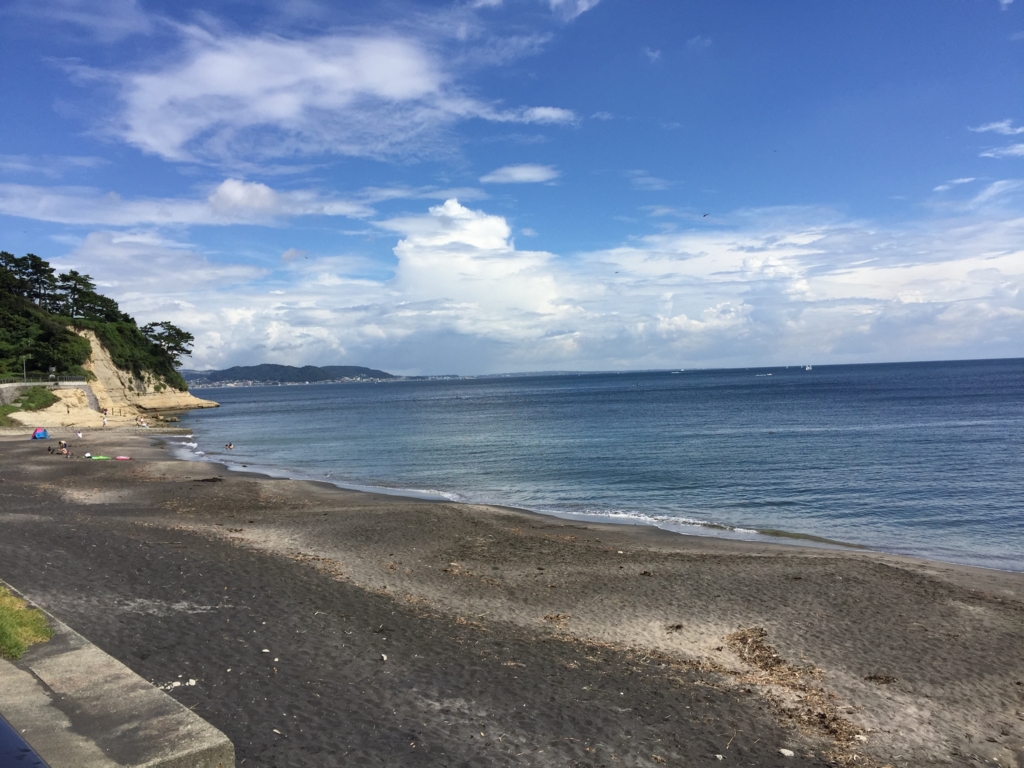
[76,430,83,439]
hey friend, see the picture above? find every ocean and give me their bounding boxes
[175,358,1024,572]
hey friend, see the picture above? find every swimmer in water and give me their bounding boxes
[226,443,234,449]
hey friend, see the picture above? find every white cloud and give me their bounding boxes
[0,179,371,226]
[548,0,601,20]
[480,164,559,183]
[513,107,577,124]
[52,198,1024,373]
[687,36,712,49]
[379,200,569,339]
[1000,0,1013,9]
[108,28,576,164]
[933,177,976,192]
[8,0,152,41]
[56,230,265,295]
[966,179,1024,207]
[971,119,1024,135]
[627,170,671,191]
[0,154,107,178]
[281,248,307,262]
[644,47,661,63]
[980,144,1024,158]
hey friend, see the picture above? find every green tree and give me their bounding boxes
[21,254,57,310]
[55,270,96,318]
[141,321,195,367]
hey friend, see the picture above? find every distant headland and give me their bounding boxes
[181,364,395,387]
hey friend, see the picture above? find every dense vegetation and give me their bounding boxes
[184,363,394,384]
[0,252,193,390]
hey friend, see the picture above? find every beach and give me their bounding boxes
[1,431,1022,767]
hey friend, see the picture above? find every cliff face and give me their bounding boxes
[7,330,216,428]
[77,329,218,414]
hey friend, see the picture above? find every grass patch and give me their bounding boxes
[0,385,59,427]
[15,386,58,410]
[0,586,53,660]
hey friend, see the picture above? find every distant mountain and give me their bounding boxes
[182,363,394,384]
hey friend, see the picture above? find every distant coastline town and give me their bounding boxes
[179,364,397,388]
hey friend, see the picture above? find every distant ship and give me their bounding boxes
[805,365,813,371]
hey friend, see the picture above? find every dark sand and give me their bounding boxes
[1,433,1022,768]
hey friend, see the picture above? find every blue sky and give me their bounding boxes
[1,0,1022,374]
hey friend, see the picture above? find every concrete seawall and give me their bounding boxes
[0,581,234,768]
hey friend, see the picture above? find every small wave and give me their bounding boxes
[544,507,750,534]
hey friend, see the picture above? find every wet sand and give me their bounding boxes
[1,432,1022,767]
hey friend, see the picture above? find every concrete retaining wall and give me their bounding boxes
[0,581,234,768]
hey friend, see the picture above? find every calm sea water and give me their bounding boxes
[175,359,1024,571]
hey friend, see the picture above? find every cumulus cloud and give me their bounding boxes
[49,197,1024,373]
[108,28,576,164]
[0,179,372,226]
[480,164,559,183]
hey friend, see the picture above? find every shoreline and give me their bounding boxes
[2,432,1023,766]
[169,431,1023,574]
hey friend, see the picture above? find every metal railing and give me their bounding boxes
[0,376,88,385]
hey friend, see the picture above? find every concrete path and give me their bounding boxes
[0,581,234,768]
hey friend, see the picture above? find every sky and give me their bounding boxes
[1,0,1023,375]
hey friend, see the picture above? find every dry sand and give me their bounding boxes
[1,432,1022,768]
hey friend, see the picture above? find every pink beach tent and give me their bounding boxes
[31,428,48,439]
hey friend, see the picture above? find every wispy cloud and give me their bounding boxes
[480,164,559,183]
[686,35,712,50]
[7,0,152,41]
[980,144,1024,158]
[643,47,661,63]
[933,177,976,192]
[626,170,671,191]
[971,119,1024,135]
[0,154,107,178]
[0,179,372,226]
[548,0,601,20]
[93,27,575,165]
